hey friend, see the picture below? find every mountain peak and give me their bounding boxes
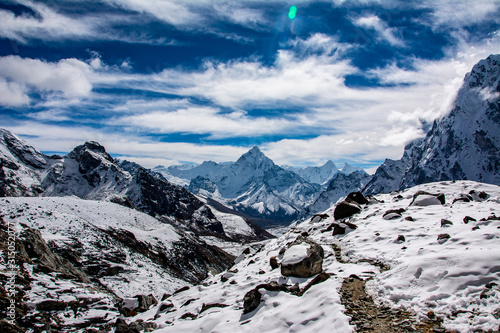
[236,146,274,169]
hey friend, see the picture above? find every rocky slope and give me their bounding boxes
[364,54,500,195]
[0,196,234,332]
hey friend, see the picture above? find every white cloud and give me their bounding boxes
[353,15,405,47]
[0,79,29,106]
[5,122,248,166]
[421,0,500,28]
[0,55,93,103]
[0,1,95,44]
[118,106,295,139]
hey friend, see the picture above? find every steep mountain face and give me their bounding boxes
[158,147,321,226]
[282,160,339,185]
[0,129,45,197]
[364,54,500,194]
[305,170,372,214]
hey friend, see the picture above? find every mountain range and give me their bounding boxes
[153,148,369,227]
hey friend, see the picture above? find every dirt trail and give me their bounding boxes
[332,244,449,333]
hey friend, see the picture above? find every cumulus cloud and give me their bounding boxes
[117,106,296,138]
[353,15,405,47]
[0,56,93,106]
[0,79,29,106]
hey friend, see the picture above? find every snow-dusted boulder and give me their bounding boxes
[280,239,324,278]
[333,200,361,220]
[409,191,445,206]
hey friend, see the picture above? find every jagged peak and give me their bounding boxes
[69,140,114,164]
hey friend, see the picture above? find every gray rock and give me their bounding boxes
[334,200,361,220]
[280,239,324,278]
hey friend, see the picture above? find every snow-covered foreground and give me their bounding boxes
[140,181,500,333]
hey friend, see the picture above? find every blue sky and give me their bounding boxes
[0,0,499,172]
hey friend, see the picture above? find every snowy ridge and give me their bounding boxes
[365,54,500,194]
[282,160,339,185]
[132,180,500,333]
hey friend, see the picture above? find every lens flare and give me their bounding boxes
[288,5,297,20]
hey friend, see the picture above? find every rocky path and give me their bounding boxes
[332,244,449,333]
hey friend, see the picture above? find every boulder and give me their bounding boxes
[334,200,361,220]
[383,208,405,220]
[409,191,445,206]
[280,239,324,278]
[440,219,453,227]
[346,192,369,205]
[136,294,157,312]
[243,289,262,314]
[270,256,279,269]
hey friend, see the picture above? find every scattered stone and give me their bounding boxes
[396,235,406,242]
[158,301,174,313]
[440,219,453,227]
[469,190,489,201]
[310,213,329,223]
[452,194,473,204]
[200,303,229,314]
[242,248,251,255]
[258,270,265,275]
[383,208,405,220]
[36,300,68,311]
[437,234,450,242]
[173,286,190,295]
[161,293,171,301]
[404,216,414,222]
[243,289,262,314]
[269,256,279,269]
[136,294,158,312]
[331,223,346,236]
[179,312,198,320]
[463,216,476,224]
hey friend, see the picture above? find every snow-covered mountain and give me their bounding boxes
[155,147,322,227]
[364,54,500,195]
[101,180,499,333]
[282,160,339,185]
[305,170,372,214]
[0,129,269,242]
[339,162,365,175]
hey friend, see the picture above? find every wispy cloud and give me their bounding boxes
[353,15,405,47]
